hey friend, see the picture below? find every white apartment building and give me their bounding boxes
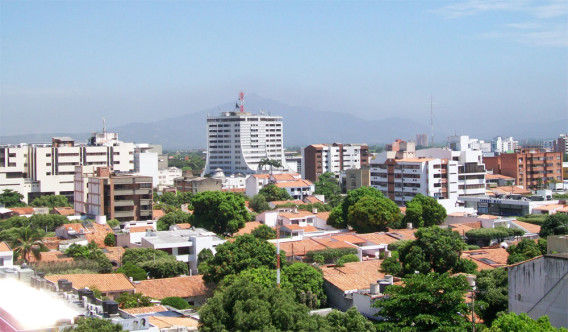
[416,148,486,196]
[370,140,458,205]
[301,143,369,182]
[0,133,151,203]
[157,167,182,188]
[492,136,519,154]
[448,135,492,153]
[202,96,288,175]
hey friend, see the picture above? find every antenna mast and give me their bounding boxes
[102,117,106,134]
[429,95,434,146]
[238,91,245,113]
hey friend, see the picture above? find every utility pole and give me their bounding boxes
[276,221,281,287]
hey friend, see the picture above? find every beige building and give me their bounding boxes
[174,176,222,194]
[341,166,370,192]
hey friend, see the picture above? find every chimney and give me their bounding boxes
[370,283,379,295]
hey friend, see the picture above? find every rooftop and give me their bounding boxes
[321,260,385,292]
[233,221,264,236]
[275,179,313,188]
[279,210,315,219]
[462,247,509,270]
[45,273,134,293]
[122,305,168,315]
[0,242,12,252]
[135,275,210,299]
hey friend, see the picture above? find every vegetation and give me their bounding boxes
[191,191,250,235]
[375,272,470,331]
[155,191,193,209]
[258,183,291,201]
[250,194,270,213]
[258,158,283,172]
[106,218,120,228]
[506,238,547,264]
[167,151,205,174]
[121,247,187,278]
[517,214,548,225]
[156,210,192,231]
[274,202,333,212]
[314,172,342,206]
[0,189,26,207]
[30,194,71,208]
[7,227,46,263]
[465,227,525,246]
[487,312,567,331]
[402,194,447,228]
[64,317,123,331]
[33,260,103,275]
[104,233,116,246]
[116,292,152,309]
[305,247,358,264]
[475,268,508,325]
[251,224,277,240]
[115,263,147,281]
[336,254,359,266]
[200,234,277,283]
[539,214,568,238]
[160,296,191,309]
[65,242,113,273]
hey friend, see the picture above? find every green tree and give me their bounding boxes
[402,194,447,228]
[336,254,359,267]
[8,227,46,263]
[0,189,26,207]
[475,268,508,325]
[104,233,116,246]
[191,191,250,235]
[341,186,386,222]
[347,195,402,232]
[506,238,546,264]
[250,194,270,213]
[65,242,113,273]
[327,205,346,229]
[380,256,402,276]
[198,248,214,265]
[375,272,470,331]
[122,248,171,265]
[201,234,277,283]
[466,227,525,246]
[251,224,277,240]
[258,184,291,201]
[115,263,147,281]
[314,172,342,206]
[161,296,191,309]
[29,214,69,232]
[156,210,191,231]
[138,258,188,278]
[487,312,567,331]
[305,247,358,264]
[64,317,123,332]
[258,158,283,173]
[106,219,120,228]
[30,194,70,208]
[116,292,152,309]
[539,214,568,238]
[283,262,326,308]
[324,307,376,332]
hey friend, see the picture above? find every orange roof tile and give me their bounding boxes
[270,200,306,206]
[331,233,367,244]
[45,273,134,293]
[0,242,11,252]
[275,179,313,188]
[304,196,324,204]
[52,207,75,216]
[130,225,155,233]
[42,236,61,250]
[174,223,192,229]
[386,228,417,241]
[278,238,326,257]
[357,232,400,245]
[28,251,73,264]
[315,212,330,221]
[478,214,500,220]
[321,260,385,292]
[279,210,315,220]
[485,173,515,180]
[511,220,541,234]
[252,174,271,179]
[152,209,166,220]
[532,204,565,212]
[271,173,300,181]
[9,207,35,215]
[147,316,199,329]
[461,248,510,271]
[281,224,318,233]
[450,222,482,237]
[103,246,125,264]
[135,276,209,299]
[491,186,531,195]
[122,305,168,315]
[85,223,113,248]
[234,221,264,236]
[313,237,355,249]
[61,223,88,233]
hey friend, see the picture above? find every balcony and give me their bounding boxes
[114,210,135,218]
[114,200,134,207]
[114,189,133,196]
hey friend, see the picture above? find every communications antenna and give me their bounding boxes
[429,95,434,146]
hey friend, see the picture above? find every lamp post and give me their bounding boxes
[466,274,477,332]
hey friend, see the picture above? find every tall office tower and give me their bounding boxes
[202,93,288,176]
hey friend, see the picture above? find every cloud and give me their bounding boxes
[432,0,527,19]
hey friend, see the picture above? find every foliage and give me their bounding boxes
[167,151,205,174]
[161,296,191,309]
[138,258,189,278]
[0,216,31,232]
[506,238,546,264]
[198,248,214,265]
[64,317,123,332]
[341,186,389,222]
[116,292,152,309]
[314,172,342,206]
[380,256,402,276]
[65,242,113,273]
[336,254,359,267]
[29,214,69,232]
[452,258,478,274]
[327,205,346,229]
[191,191,250,235]
[106,218,120,228]
[104,233,116,246]
[305,247,358,264]
[0,189,26,207]
[552,193,568,200]
[30,194,70,208]
[32,260,103,275]
[201,234,277,283]
[275,202,332,212]
[402,194,447,228]
[395,227,467,275]
[122,248,171,266]
[258,184,291,201]
[324,307,377,332]
[258,158,283,172]
[487,312,567,331]
[156,210,192,231]
[250,194,270,213]
[516,214,548,225]
[251,224,277,240]
[115,263,147,281]
[475,268,508,325]
[6,227,46,262]
[539,213,568,237]
[465,227,525,246]
[156,191,193,209]
[347,195,402,232]
[388,240,412,251]
[376,272,470,331]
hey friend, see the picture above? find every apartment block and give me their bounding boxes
[492,136,519,154]
[341,166,371,192]
[174,176,222,194]
[415,133,429,147]
[0,132,157,203]
[448,135,492,153]
[202,94,288,175]
[302,143,369,182]
[81,167,153,222]
[484,148,563,190]
[554,134,568,156]
[370,140,458,205]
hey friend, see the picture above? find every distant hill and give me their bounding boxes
[1,94,565,149]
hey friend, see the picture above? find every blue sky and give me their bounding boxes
[1,0,567,136]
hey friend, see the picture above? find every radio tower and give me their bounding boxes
[429,95,434,146]
[238,91,245,113]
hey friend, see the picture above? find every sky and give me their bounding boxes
[1,0,567,136]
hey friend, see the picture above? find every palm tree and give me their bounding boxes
[9,227,45,263]
[258,158,283,174]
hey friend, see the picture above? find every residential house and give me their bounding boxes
[135,275,211,306]
[45,273,135,300]
[0,242,14,268]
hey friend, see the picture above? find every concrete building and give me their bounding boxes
[79,167,153,222]
[202,94,288,175]
[484,148,563,190]
[0,242,13,268]
[245,173,314,199]
[416,133,429,147]
[492,136,519,154]
[448,135,492,153]
[508,254,568,328]
[285,152,303,174]
[157,167,182,188]
[460,196,562,216]
[0,132,157,203]
[341,166,371,192]
[302,143,369,182]
[554,134,568,156]
[174,176,222,194]
[370,140,458,205]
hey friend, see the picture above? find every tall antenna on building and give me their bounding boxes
[102,117,106,134]
[238,91,245,113]
[429,95,434,146]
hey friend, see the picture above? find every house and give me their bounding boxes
[508,254,568,328]
[45,273,135,300]
[147,316,199,330]
[485,173,515,188]
[27,251,74,265]
[51,206,76,216]
[233,221,264,236]
[9,207,35,216]
[532,203,568,215]
[461,247,509,270]
[135,275,211,306]
[275,180,315,200]
[55,221,113,248]
[245,173,304,197]
[0,242,14,268]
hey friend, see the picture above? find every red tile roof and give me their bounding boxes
[281,224,319,233]
[511,220,541,234]
[130,225,155,233]
[278,238,326,257]
[312,237,355,249]
[0,242,11,252]
[303,196,323,204]
[275,179,313,188]
[52,207,75,216]
[461,248,510,271]
[28,251,73,264]
[279,210,315,220]
[152,209,166,220]
[135,276,210,299]
[85,223,114,247]
[122,305,168,315]
[270,200,306,206]
[321,260,385,292]
[234,221,264,236]
[45,273,134,293]
[271,173,300,181]
[9,207,35,215]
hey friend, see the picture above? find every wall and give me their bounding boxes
[323,281,352,311]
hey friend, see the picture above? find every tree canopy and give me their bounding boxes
[64,317,123,332]
[506,238,547,264]
[402,194,447,228]
[314,172,342,206]
[539,214,568,238]
[160,296,191,309]
[115,263,147,281]
[258,184,291,201]
[250,194,270,213]
[121,247,187,278]
[191,191,250,235]
[347,195,402,232]
[30,194,71,208]
[465,227,525,246]
[375,272,470,331]
[487,312,566,331]
[251,224,277,240]
[116,292,152,309]
[475,268,508,325]
[156,210,192,231]
[0,189,26,207]
[200,234,277,283]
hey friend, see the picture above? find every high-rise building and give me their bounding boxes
[416,134,429,147]
[448,135,492,153]
[483,148,563,190]
[370,140,458,205]
[554,134,568,156]
[302,143,369,182]
[491,136,519,154]
[202,93,287,176]
[0,132,156,203]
